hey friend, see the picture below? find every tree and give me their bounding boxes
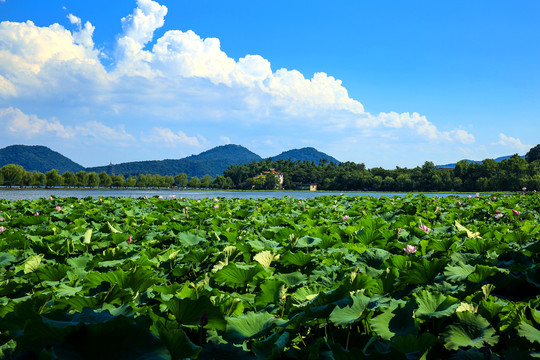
[62,171,78,187]
[22,171,34,187]
[200,175,213,188]
[111,174,125,187]
[175,173,188,187]
[1,164,24,187]
[46,169,63,187]
[32,171,46,187]
[126,176,137,187]
[264,173,280,190]
[526,144,540,163]
[99,172,112,188]
[136,174,150,188]
[162,175,174,188]
[87,172,100,187]
[76,171,89,187]
[187,176,200,188]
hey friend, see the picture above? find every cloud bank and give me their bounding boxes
[1,0,516,167]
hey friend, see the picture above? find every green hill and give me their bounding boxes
[86,144,262,177]
[270,147,339,164]
[0,145,84,173]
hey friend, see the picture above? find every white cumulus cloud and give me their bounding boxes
[0,107,73,138]
[493,133,531,152]
[141,127,202,147]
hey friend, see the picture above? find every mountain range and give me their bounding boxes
[0,144,525,178]
[0,144,339,178]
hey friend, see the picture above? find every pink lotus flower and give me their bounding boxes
[197,199,201,203]
[49,197,54,200]
[158,196,163,199]
[185,206,189,211]
[214,204,219,209]
[522,187,527,191]
[332,205,337,209]
[475,193,480,198]
[34,212,39,216]
[512,210,520,216]
[495,213,504,219]
[56,206,62,211]
[127,236,132,243]
[419,224,432,233]
[403,244,417,254]
[342,215,349,221]
[468,195,472,199]
[0,226,5,233]
[495,209,501,214]
[457,201,462,205]
[214,198,218,202]
[168,195,175,198]
[0,217,4,221]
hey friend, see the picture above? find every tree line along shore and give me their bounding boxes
[1,144,539,192]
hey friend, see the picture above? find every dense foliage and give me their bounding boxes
[225,154,540,191]
[0,193,539,359]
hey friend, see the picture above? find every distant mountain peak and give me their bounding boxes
[270,147,339,164]
[0,144,84,173]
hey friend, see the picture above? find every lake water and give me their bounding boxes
[0,188,466,201]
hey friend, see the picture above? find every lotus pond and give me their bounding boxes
[0,193,539,359]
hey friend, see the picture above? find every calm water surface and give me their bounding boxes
[0,188,465,201]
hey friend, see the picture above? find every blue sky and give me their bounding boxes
[0,0,538,168]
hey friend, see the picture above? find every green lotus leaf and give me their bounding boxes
[404,258,447,285]
[55,295,101,312]
[415,290,460,319]
[214,262,265,287]
[370,300,417,340]
[295,236,322,248]
[293,285,327,303]
[329,291,371,326]
[255,279,286,309]
[224,311,277,343]
[177,231,205,246]
[518,320,540,344]
[55,284,83,297]
[253,250,279,269]
[36,263,70,282]
[252,331,290,360]
[24,254,44,274]
[467,265,502,283]
[444,262,476,282]
[107,221,122,233]
[10,215,46,226]
[279,250,312,267]
[83,228,92,244]
[443,312,499,350]
[84,267,156,294]
[0,252,17,268]
[390,333,437,358]
[357,248,391,270]
[158,327,201,359]
[248,238,281,251]
[166,296,226,330]
[274,271,307,288]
